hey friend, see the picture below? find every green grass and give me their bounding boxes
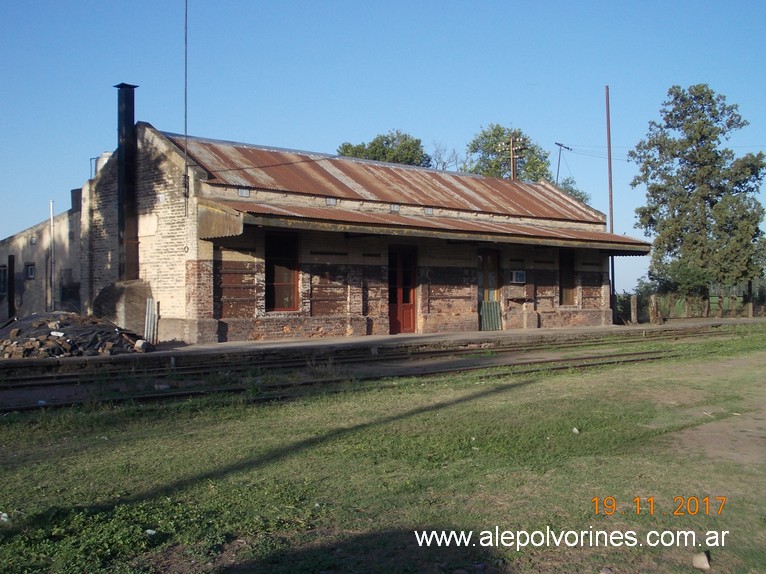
[1,324,765,573]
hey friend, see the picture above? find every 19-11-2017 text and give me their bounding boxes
[591,496,727,516]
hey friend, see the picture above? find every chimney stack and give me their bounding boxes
[114,83,139,280]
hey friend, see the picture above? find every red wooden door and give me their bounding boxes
[388,248,417,334]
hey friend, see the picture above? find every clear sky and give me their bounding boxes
[2,0,764,291]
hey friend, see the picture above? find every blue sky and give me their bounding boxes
[2,0,765,291]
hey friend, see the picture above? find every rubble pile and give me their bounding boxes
[0,312,154,359]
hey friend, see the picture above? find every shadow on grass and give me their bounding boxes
[221,527,510,574]
[2,379,536,570]
[111,378,537,508]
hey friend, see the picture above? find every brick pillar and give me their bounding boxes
[185,258,218,343]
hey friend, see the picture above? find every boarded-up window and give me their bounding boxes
[266,233,299,311]
[310,264,348,315]
[216,259,257,319]
[580,271,604,309]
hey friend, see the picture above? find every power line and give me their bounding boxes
[568,148,631,162]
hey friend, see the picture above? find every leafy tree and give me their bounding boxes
[558,176,591,204]
[628,84,766,296]
[337,130,432,167]
[464,124,591,203]
[709,194,766,287]
[466,123,552,182]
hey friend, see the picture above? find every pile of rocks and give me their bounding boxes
[0,312,153,359]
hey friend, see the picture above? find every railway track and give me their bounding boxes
[0,324,729,411]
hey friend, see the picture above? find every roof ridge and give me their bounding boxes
[160,128,491,178]
[160,129,335,159]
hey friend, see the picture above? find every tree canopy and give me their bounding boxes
[465,123,552,182]
[628,84,766,295]
[557,176,590,204]
[464,124,590,203]
[337,130,432,167]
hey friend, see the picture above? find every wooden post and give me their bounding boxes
[649,294,664,325]
[631,294,638,324]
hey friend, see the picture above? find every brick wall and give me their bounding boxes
[135,127,192,321]
[204,230,389,342]
[192,230,615,342]
[81,125,209,340]
[81,161,120,311]
[79,121,615,342]
[539,308,611,328]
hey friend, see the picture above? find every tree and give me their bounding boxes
[337,130,432,167]
[558,176,591,204]
[430,141,469,172]
[709,193,766,287]
[465,123,552,182]
[628,84,766,296]
[466,124,591,203]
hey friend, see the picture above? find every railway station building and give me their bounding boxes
[0,84,650,344]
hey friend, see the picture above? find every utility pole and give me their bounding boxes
[498,136,526,180]
[555,142,572,185]
[49,200,55,312]
[606,85,616,322]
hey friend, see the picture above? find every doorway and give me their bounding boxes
[388,247,417,334]
[478,249,502,330]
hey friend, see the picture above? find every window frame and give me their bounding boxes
[24,263,36,281]
[0,265,7,294]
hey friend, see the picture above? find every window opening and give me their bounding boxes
[559,250,576,306]
[265,233,299,311]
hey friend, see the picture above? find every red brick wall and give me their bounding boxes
[420,265,478,333]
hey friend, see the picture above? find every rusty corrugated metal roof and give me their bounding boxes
[219,200,650,254]
[163,132,606,224]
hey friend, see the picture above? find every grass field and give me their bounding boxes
[1,324,765,573]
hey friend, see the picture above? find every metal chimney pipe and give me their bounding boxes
[114,83,139,280]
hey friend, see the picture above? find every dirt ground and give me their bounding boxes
[666,353,766,466]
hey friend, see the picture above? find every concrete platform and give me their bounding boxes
[1,317,763,380]
[2,317,763,410]
[158,316,764,356]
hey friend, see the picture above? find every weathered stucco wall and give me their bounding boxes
[0,201,81,323]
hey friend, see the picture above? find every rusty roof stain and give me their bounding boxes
[219,200,650,254]
[164,131,607,225]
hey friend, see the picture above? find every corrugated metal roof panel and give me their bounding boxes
[165,132,606,224]
[219,200,650,253]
